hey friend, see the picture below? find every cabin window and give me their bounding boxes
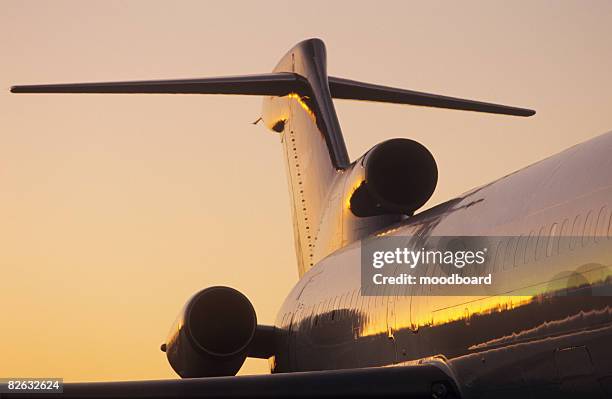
[344,292,352,318]
[307,305,314,328]
[427,263,436,292]
[362,286,371,312]
[428,267,437,292]
[595,206,609,242]
[494,240,506,272]
[333,296,341,321]
[525,232,537,264]
[322,299,329,321]
[559,218,570,253]
[344,291,350,309]
[570,214,583,250]
[582,210,595,247]
[330,296,338,316]
[368,294,375,312]
[363,290,370,312]
[349,290,357,309]
[352,291,359,313]
[504,237,517,270]
[313,303,321,327]
[547,222,559,257]
[295,308,303,326]
[287,312,293,329]
[515,235,527,267]
[535,225,547,261]
[356,290,364,312]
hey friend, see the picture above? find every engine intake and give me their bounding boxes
[163,286,264,378]
[350,138,437,216]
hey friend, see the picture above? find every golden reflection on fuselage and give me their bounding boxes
[345,179,364,210]
[320,260,612,342]
[287,93,316,122]
[413,295,534,330]
[376,227,403,237]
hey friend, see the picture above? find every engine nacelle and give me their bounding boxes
[349,138,438,216]
[163,286,258,378]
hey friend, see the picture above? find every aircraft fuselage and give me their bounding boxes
[270,130,612,397]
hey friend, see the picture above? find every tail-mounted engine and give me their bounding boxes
[162,286,275,378]
[349,138,438,216]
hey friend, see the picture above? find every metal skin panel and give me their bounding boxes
[272,129,612,397]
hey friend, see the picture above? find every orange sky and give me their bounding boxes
[1,0,612,382]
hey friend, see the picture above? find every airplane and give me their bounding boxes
[8,38,612,398]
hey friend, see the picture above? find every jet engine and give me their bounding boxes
[162,286,273,378]
[349,138,438,216]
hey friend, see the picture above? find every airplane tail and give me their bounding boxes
[11,38,535,277]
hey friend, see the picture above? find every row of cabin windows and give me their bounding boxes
[418,205,612,293]
[424,205,612,291]
[491,205,612,274]
[297,285,390,329]
[289,205,612,326]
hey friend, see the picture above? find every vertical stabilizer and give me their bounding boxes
[262,39,349,277]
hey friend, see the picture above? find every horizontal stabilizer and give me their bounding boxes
[11,72,534,117]
[10,73,303,95]
[328,76,535,117]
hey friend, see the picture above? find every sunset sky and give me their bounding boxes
[1,0,612,381]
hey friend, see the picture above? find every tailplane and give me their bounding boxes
[11,38,535,277]
[11,60,535,119]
